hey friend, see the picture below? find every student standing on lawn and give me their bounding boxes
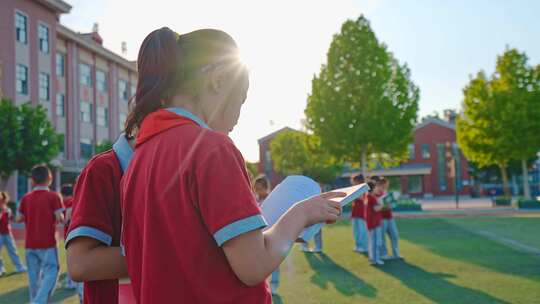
[17,165,64,303]
[0,191,26,276]
[120,27,344,304]
[351,174,368,253]
[365,178,384,266]
[254,175,270,206]
[380,178,402,260]
[65,133,135,304]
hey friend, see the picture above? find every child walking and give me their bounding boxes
[120,27,343,303]
[17,165,64,303]
[365,178,384,266]
[0,191,26,276]
[351,174,368,253]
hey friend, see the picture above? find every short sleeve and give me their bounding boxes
[66,162,116,248]
[196,141,267,246]
[52,193,64,215]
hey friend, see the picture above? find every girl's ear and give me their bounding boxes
[209,65,227,94]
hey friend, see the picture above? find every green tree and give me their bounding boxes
[0,99,61,189]
[270,129,342,184]
[245,162,258,179]
[457,48,540,198]
[95,140,113,155]
[305,15,419,176]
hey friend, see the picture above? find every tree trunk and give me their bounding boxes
[0,177,8,192]
[499,165,510,197]
[521,158,531,199]
[360,148,367,177]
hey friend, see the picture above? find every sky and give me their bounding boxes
[60,0,540,162]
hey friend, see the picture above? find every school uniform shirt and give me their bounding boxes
[66,135,133,304]
[18,187,64,249]
[0,208,11,235]
[365,194,382,230]
[351,198,365,218]
[63,197,74,239]
[121,108,271,304]
[381,208,393,220]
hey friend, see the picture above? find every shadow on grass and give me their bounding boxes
[304,252,377,298]
[380,261,510,304]
[272,294,283,304]
[0,272,77,304]
[399,218,540,281]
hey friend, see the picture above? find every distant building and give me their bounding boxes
[0,0,137,200]
[258,115,471,198]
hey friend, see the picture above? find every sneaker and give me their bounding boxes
[394,255,404,260]
[376,260,385,266]
[354,248,368,253]
[312,249,322,253]
[381,255,392,260]
[14,268,27,274]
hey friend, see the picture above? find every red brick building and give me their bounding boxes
[258,115,471,198]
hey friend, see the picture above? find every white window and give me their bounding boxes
[80,101,92,123]
[408,144,415,160]
[56,53,65,77]
[96,70,107,92]
[118,80,128,102]
[421,144,430,159]
[56,94,65,117]
[97,106,108,127]
[80,64,92,86]
[119,113,127,131]
[39,72,50,101]
[16,64,28,95]
[15,12,27,44]
[38,24,49,54]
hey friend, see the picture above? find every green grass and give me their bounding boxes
[1,215,540,304]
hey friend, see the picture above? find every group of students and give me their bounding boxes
[351,174,402,266]
[2,27,346,304]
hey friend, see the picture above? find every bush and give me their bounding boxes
[394,199,422,212]
[517,198,540,209]
[493,196,511,206]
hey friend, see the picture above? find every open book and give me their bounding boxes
[260,175,370,243]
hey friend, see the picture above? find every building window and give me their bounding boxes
[119,113,127,131]
[56,93,65,117]
[16,64,28,95]
[38,24,49,54]
[407,176,422,193]
[39,72,50,101]
[80,101,92,123]
[80,63,92,86]
[453,143,462,191]
[437,144,447,191]
[58,134,65,155]
[15,12,27,44]
[131,85,137,98]
[118,80,128,102]
[56,53,65,77]
[96,70,107,92]
[421,144,430,159]
[97,106,109,127]
[80,138,93,160]
[408,144,415,160]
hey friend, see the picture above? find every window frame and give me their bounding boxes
[39,72,50,101]
[80,101,92,123]
[96,70,108,92]
[56,93,65,117]
[80,63,92,86]
[97,106,109,127]
[56,53,65,77]
[421,144,431,159]
[16,64,28,95]
[38,23,50,54]
[15,11,28,44]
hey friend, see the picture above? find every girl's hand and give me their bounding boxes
[293,192,346,227]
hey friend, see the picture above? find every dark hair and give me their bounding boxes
[0,191,9,203]
[125,27,241,137]
[31,164,51,184]
[254,175,270,190]
[351,174,364,184]
[61,184,73,197]
[367,181,375,192]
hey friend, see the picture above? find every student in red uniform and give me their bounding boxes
[65,134,134,304]
[365,178,384,266]
[0,191,26,276]
[254,175,270,206]
[351,174,368,253]
[380,178,402,260]
[120,27,344,304]
[17,164,64,303]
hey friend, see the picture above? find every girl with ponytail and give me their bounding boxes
[120,27,344,303]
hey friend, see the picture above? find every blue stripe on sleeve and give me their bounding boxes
[213,215,267,247]
[65,226,113,248]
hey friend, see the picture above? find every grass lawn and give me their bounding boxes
[1,214,539,303]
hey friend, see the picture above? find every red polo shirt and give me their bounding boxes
[121,110,270,304]
[365,194,382,230]
[66,151,123,304]
[351,198,365,218]
[18,189,63,249]
[0,208,11,235]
